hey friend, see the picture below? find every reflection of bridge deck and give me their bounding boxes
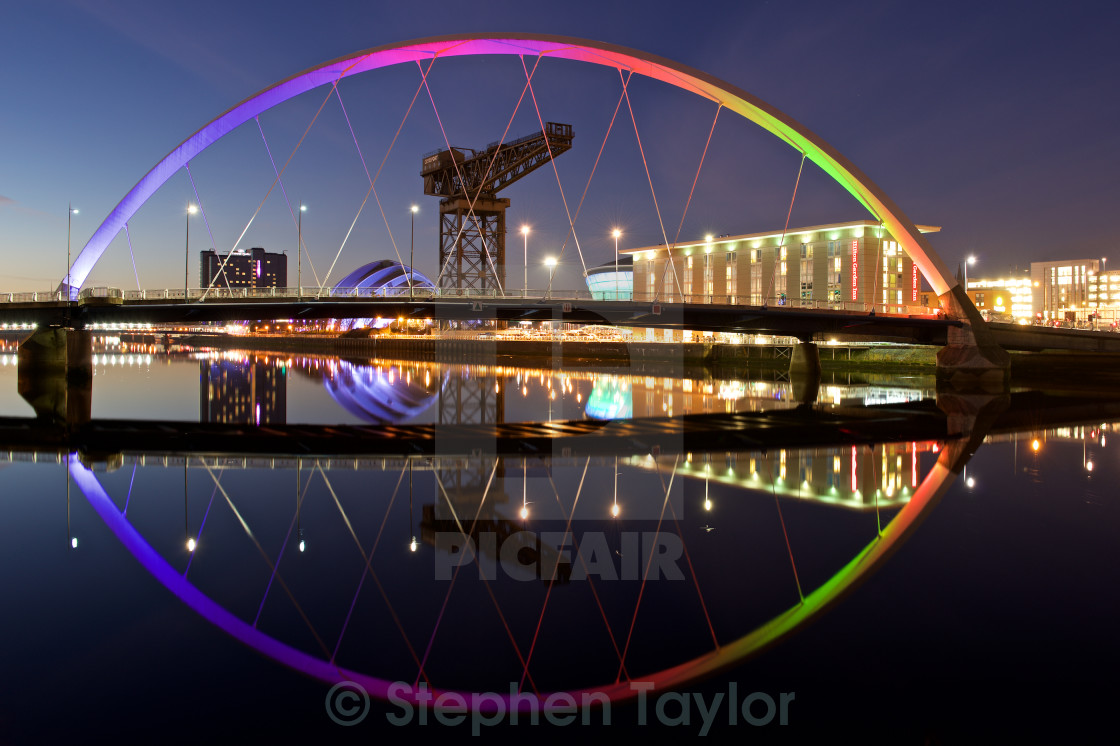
[0,402,950,460]
[5,391,1120,462]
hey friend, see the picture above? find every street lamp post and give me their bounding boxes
[521,225,530,297]
[410,205,419,300]
[298,204,306,298]
[612,228,622,300]
[964,255,977,301]
[186,202,197,301]
[66,204,78,311]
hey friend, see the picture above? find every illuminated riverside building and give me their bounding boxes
[962,274,1033,321]
[200,247,287,289]
[1087,270,1120,326]
[622,220,940,313]
[1030,258,1099,321]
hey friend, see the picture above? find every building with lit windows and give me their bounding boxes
[1030,259,1099,322]
[963,273,1033,321]
[622,220,940,313]
[1088,269,1120,327]
[201,247,287,289]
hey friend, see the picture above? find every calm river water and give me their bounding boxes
[0,348,1116,742]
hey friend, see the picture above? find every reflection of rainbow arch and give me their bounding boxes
[67,35,958,300]
[72,437,967,710]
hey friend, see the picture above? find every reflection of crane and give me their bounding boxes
[421,122,574,292]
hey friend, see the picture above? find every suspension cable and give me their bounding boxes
[765,152,807,306]
[672,104,723,248]
[622,79,682,301]
[519,457,591,691]
[427,57,537,293]
[122,223,141,291]
[254,117,322,289]
[184,162,228,290]
[420,59,509,294]
[617,454,679,682]
[329,85,408,287]
[559,69,634,280]
[520,55,590,293]
[201,76,340,300]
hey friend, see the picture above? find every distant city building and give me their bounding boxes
[584,255,633,300]
[200,247,287,290]
[1031,259,1099,321]
[963,273,1033,321]
[622,220,939,314]
[1088,269,1120,327]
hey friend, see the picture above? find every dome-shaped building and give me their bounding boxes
[334,260,435,330]
[583,255,632,301]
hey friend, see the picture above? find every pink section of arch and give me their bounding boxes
[67,34,957,298]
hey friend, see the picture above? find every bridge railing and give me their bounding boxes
[4,285,942,316]
[0,291,64,303]
[628,292,943,316]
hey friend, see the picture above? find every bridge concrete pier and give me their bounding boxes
[936,284,1010,388]
[789,341,822,405]
[17,326,92,424]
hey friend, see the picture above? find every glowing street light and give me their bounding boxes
[186,203,197,300]
[964,255,977,298]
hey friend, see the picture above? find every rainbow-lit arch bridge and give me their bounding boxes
[66,35,962,307]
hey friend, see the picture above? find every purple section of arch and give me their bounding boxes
[68,454,394,697]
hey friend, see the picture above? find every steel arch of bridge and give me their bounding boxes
[67,34,959,302]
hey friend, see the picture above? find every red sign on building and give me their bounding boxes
[850,240,859,301]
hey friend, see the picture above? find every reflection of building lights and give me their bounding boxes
[409,537,418,552]
[1086,461,1094,472]
[611,503,620,517]
[519,506,529,520]
[966,477,975,488]
[1032,439,1041,452]
[704,499,712,511]
[299,540,306,553]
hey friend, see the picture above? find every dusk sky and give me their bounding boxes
[2,0,1118,293]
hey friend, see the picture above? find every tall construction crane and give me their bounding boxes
[421,122,573,292]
